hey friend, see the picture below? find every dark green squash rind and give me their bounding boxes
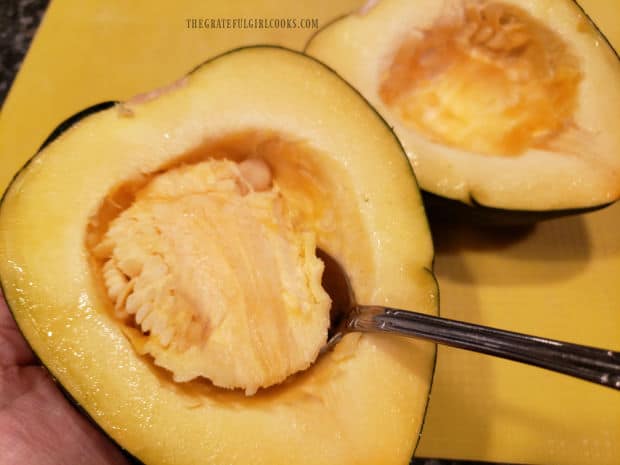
[39,101,119,151]
[0,101,118,208]
[423,191,614,225]
[411,266,440,459]
[0,45,437,465]
[574,0,620,61]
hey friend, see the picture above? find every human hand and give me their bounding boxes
[0,291,130,464]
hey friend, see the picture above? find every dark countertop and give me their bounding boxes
[0,2,504,464]
[0,0,48,106]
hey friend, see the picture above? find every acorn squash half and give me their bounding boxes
[0,46,438,465]
[306,0,620,223]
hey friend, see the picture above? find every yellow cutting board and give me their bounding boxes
[1,1,618,464]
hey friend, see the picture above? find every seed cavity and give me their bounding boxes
[379,0,582,156]
[93,158,331,395]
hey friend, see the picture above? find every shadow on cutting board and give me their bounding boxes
[429,214,592,286]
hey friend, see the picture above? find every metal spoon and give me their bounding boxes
[318,251,620,390]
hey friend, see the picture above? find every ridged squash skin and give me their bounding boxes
[306,0,620,223]
[0,47,438,465]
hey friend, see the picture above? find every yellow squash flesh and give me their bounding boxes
[0,47,438,465]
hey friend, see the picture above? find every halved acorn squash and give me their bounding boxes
[305,0,620,222]
[0,46,438,465]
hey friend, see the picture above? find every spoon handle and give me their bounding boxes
[349,306,620,390]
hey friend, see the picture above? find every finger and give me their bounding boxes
[0,364,131,465]
[0,289,36,367]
